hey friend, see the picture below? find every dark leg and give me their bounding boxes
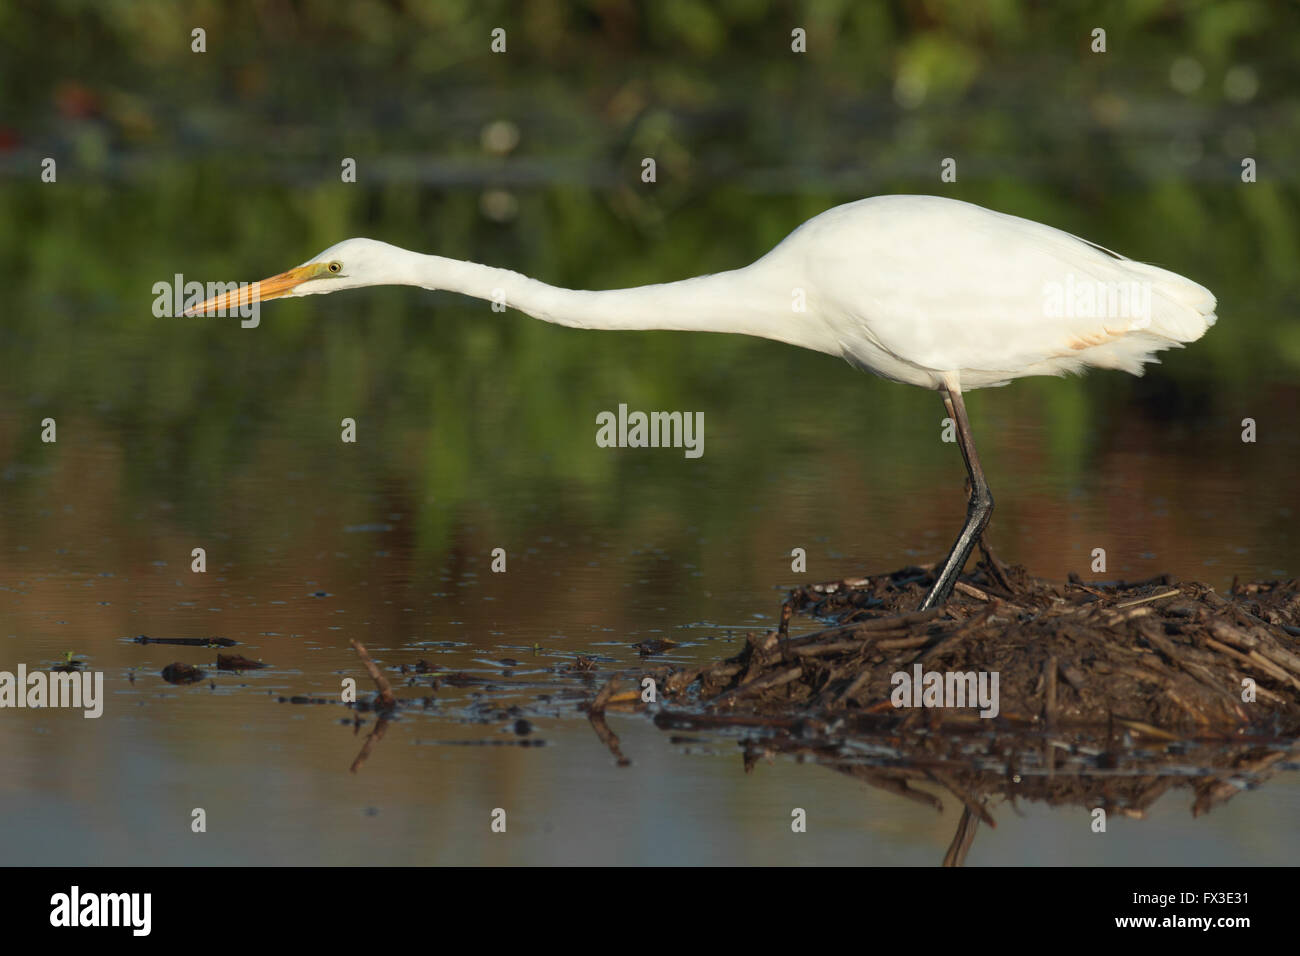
[919,386,994,610]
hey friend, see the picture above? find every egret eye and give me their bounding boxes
[328,261,342,274]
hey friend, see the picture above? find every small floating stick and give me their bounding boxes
[350,638,396,709]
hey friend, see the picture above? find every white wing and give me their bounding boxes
[769,195,1216,389]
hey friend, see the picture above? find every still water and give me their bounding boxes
[2,183,1299,865]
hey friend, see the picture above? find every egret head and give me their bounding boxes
[183,238,402,315]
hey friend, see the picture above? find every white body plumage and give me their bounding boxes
[192,194,1217,394]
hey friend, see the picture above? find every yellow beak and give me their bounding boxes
[182,264,319,316]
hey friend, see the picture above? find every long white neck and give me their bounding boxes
[381,247,838,355]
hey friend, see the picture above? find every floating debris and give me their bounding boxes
[217,654,267,671]
[52,651,86,673]
[160,662,206,684]
[414,738,546,747]
[633,639,678,656]
[350,638,396,710]
[136,635,237,647]
[565,655,598,674]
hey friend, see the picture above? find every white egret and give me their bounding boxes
[186,195,1216,608]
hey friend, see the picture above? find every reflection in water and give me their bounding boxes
[648,709,1300,866]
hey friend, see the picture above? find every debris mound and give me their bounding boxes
[658,564,1300,735]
